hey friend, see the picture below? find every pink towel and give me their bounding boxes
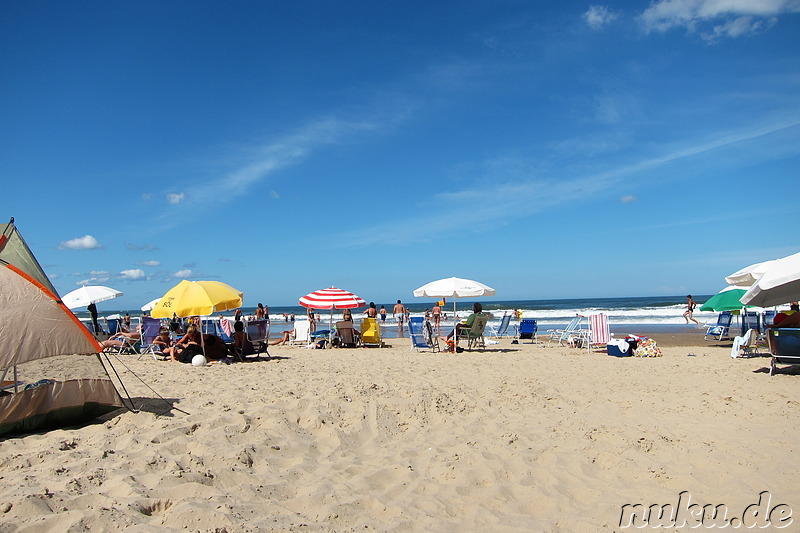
[220,318,232,337]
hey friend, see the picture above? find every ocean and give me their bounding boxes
[74,294,755,338]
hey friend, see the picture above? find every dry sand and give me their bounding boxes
[1,331,798,532]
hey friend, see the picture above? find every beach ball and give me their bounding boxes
[191,354,207,367]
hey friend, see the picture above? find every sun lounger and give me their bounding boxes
[767,328,800,376]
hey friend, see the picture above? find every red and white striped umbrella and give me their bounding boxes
[299,286,366,309]
[299,287,366,335]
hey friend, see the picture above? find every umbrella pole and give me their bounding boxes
[453,299,457,348]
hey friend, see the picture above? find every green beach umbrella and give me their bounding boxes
[700,286,750,312]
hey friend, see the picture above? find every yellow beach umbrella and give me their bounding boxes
[150,280,243,318]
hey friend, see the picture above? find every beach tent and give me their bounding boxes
[0,218,125,437]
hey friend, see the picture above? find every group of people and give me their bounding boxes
[100,318,260,363]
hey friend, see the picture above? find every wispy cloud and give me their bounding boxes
[620,195,637,203]
[58,235,102,250]
[173,269,193,278]
[640,0,798,40]
[336,118,800,247]
[136,260,160,267]
[585,5,619,30]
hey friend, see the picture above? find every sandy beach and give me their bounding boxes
[1,330,797,532]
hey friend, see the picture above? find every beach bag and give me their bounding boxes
[634,338,662,357]
[179,343,204,363]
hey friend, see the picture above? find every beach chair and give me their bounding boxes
[106,318,121,335]
[741,311,760,336]
[488,313,512,338]
[767,328,800,376]
[762,310,777,329]
[731,329,760,359]
[288,319,312,346]
[201,318,218,336]
[361,318,382,347]
[244,319,271,359]
[335,321,360,348]
[138,317,167,360]
[513,318,538,343]
[704,311,732,341]
[409,317,438,352]
[457,314,488,351]
[545,315,583,347]
[584,313,611,352]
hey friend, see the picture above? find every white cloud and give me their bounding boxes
[620,195,638,203]
[640,0,798,39]
[270,190,280,199]
[173,269,193,278]
[137,260,161,267]
[167,192,186,204]
[585,5,619,30]
[119,269,146,280]
[89,270,109,277]
[59,235,102,250]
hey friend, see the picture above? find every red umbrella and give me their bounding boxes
[299,287,366,333]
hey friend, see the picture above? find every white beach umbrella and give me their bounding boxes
[725,259,778,288]
[413,277,496,335]
[62,285,123,309]
[741,251,800,307]
[141,298,161,312]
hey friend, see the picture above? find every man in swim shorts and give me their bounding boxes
[393,300,406,329]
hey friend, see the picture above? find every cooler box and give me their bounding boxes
[607,340,631,357]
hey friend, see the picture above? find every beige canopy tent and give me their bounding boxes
[0,218,125,437]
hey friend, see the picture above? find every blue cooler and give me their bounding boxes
[607,341,631,357]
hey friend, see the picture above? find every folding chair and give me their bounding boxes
[457,315,488,351]
[245,319,271,359]
[488,313,512,338]
[409,317,439,352]
[513,318,538,343]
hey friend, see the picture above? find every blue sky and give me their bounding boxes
[2,1,799,310]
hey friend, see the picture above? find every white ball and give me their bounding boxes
[191,354,207,366]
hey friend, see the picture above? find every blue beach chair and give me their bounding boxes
[514,319,538,344]
[488,313,512,338]
[409,317,439,352]
[704,311,732,341]
[742,311,760,336]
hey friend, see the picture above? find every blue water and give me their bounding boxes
[77,295,735,338]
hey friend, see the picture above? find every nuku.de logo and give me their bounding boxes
[619,491,792,529]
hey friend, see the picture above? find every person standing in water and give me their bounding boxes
[393,300,406,330]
